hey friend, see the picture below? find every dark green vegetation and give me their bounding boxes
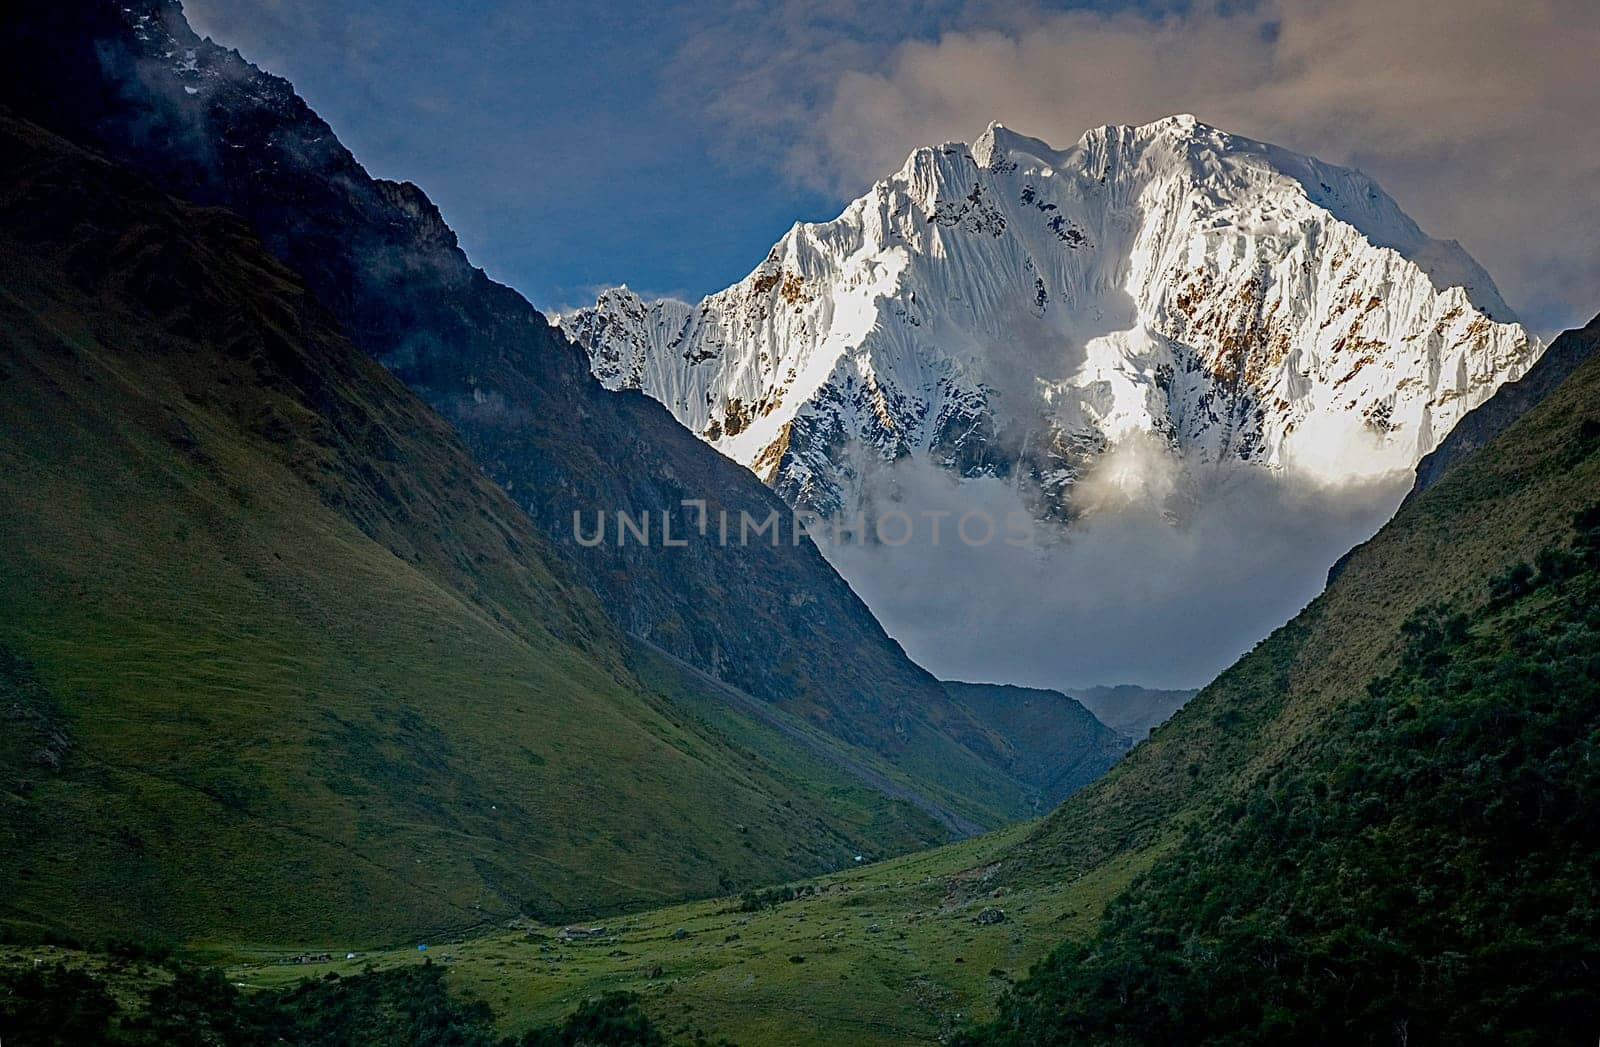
[0,114,962,948]
[0,956,689,1046]
[964,508,1600,1044]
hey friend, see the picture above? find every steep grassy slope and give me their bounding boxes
[633,642,993,838]
[0,115,959,949]
[0,0,1052,830]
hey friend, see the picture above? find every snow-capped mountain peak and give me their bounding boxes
[561,116,1539,520]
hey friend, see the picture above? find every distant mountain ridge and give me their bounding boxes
[941,682,1130,811]
[1070,684,1199,740]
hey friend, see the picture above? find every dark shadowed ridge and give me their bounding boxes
[0,0,1066,829]
[0,113,969,944]
[941,682,1130,812]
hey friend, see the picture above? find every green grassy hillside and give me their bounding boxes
[0,0,1072,835]
[966,505,1600,1043]
[158,314,1600,1045]
[0,115,963,950]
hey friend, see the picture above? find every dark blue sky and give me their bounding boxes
[182,0,917,309]
[183,0,1594,332]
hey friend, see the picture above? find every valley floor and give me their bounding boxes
[192,823,1150,1045]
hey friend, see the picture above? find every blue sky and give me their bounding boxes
[182,0,923,309]
[184,0,1596,331]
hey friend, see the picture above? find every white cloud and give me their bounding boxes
[681,0,1600,334]
[820,451,1408,689]
[661,0,1595,688]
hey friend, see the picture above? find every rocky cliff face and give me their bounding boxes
[1407,311,1600,501]
[563,118,1539,526]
